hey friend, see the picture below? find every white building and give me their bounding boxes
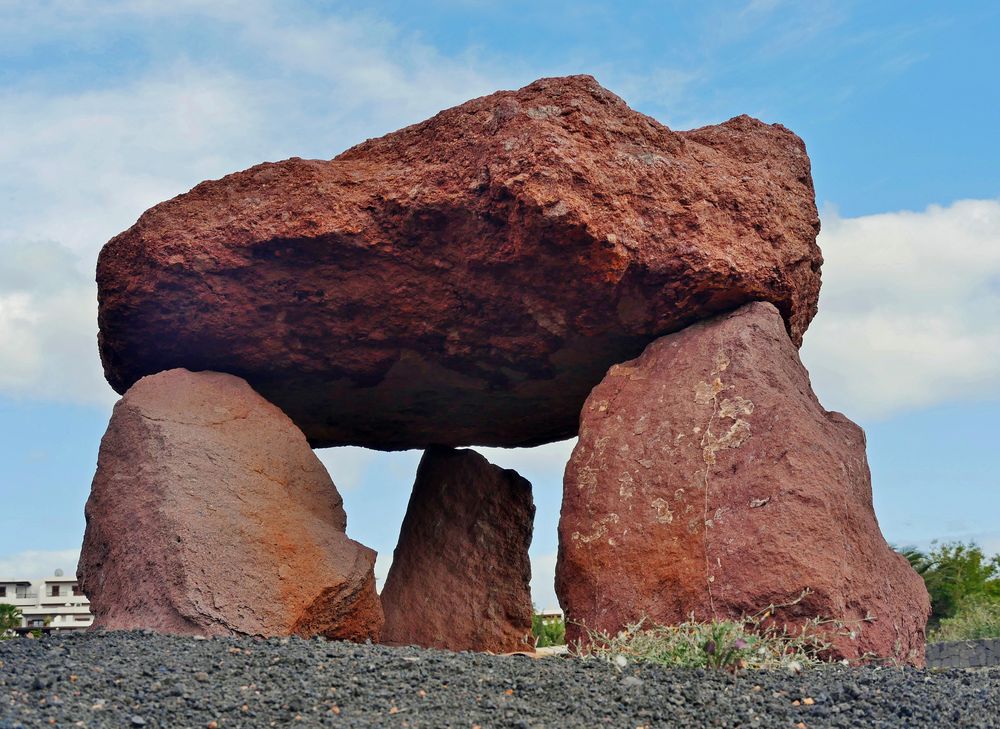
[536,608,564,626]
[0,570,93,632]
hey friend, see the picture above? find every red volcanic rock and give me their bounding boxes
[556,302,930,665]
[380,447,535,652]
[78,368,383,640]
[97,75,821,450]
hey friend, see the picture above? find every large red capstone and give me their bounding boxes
[97,75,821,450]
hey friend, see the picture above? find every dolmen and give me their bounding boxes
[81,75,930,664]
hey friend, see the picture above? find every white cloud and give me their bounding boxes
[530,552,560,612]
[802,199,1000,419]
[0,67,266,256]
[374,553,392,594]
[0,549,80,579]
[0,2,523,406]
[0,240,113,405]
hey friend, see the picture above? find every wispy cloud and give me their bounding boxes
[703,0,847,56]
[0,548,80,579]
[0,2,525,406]
[530,552,560,611]
[374,553,392,593]
[0,241,110,404]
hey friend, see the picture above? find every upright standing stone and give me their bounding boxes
[78,368,383,640]
[556,302,930,665]
[381,447,535,652]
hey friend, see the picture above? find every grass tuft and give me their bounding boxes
[575,591,855,672]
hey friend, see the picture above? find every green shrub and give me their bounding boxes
[0,604,22,639]
[899,541,1000,625]
[531,613,566,647]
[928,595,1000,642]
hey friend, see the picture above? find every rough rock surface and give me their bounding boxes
[78,368,383,641]
[97,74,821,450]
[555,302,930,665]
[380,447,535,652]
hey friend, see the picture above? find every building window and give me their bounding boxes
[48,585,61,597]
[72,584,83,597]
[0,586,6,598]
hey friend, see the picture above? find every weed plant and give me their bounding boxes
[577,592,853,672]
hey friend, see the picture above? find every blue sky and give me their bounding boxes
[1,1,998,610]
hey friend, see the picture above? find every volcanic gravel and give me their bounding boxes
[1,632,997,728]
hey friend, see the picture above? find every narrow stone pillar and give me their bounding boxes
[380,447,535,652]
[78,368,383,640]
[556,302,930,665]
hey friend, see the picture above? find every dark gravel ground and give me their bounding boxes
[1,632,997,728]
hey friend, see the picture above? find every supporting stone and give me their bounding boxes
[556,302,930,665]
[380,447,535,652]
[78,368,383,640]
